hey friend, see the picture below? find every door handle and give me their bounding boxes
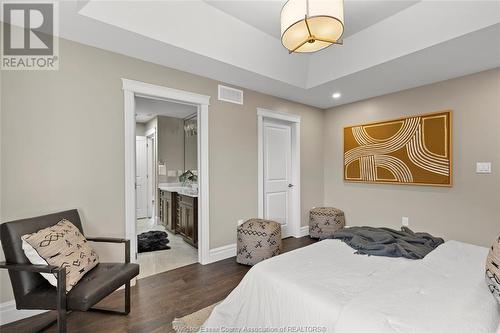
[288,184,294,188]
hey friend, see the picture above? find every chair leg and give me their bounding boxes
[57,309,67,333]
[125,281,131,314]
[56,268,67,333]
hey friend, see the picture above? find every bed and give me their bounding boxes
[203,239,500,332]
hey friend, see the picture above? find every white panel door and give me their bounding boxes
[136,136,148,219]
[263,120,293,238]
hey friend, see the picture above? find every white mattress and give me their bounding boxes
[203,240,500,332]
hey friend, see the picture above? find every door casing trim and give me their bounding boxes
[257,108,301,238]
[122,78,210,264]
[145,131,156,219]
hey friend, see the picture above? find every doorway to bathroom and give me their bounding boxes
[122,79,210,279]
[135,98,201,278]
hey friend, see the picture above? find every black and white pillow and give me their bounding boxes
[21,220,99,292]
[485,234,500,304]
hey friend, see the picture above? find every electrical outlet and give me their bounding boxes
[402,216,409,227]
[476,162,492,174]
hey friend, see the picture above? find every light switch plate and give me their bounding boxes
[402,216,409,227]
[476,162,492,174]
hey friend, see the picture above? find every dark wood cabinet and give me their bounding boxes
[159,190,177,233]
[159,190,165,226]
[176,194,198,248]
[159,190,198,248]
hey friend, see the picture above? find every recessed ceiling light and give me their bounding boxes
[332,92,341,99]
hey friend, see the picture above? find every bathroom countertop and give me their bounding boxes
[158,183,198,198]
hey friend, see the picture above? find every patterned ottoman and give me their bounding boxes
[309,207,345,239]
[237,219,282,266]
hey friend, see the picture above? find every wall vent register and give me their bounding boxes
[218,84,244,105]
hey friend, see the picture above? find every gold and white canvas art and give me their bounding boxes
[344,111,452,186]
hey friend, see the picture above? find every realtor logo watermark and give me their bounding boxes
[1,1,59,70]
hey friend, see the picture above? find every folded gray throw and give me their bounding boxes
[328,226,444,259]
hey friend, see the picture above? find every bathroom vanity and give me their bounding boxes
[159,184,198,248]
[177,193,198,248]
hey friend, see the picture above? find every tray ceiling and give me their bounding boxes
[4,0,498,109]
[205,0,419,39]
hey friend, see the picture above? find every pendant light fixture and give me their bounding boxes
[281,0,344,53]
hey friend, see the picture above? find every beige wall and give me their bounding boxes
[144,117,157,134]
[324,69,500,247]
[136,123,146,136]
[0,38,325,302]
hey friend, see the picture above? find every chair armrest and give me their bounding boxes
[0,261,59,273]
[86,237,131,263]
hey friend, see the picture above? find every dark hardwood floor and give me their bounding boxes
[1,236,317,333]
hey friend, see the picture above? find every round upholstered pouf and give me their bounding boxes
[237,219,282,266]
[309,207,345,239]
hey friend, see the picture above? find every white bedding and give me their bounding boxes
[203,240,500,332]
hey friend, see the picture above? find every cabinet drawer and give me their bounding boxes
[178,194,194,205]
[160,190,172,199]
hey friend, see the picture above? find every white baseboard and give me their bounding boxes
[299,225,310,237]
[207,227,310,265]
[207,243,236,264]
[0,300,48,326]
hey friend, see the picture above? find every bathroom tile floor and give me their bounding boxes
[136,218,198,279]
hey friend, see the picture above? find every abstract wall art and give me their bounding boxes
[344,110,452,186]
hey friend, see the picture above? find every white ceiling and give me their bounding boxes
[5,0,498,109]
[205,0,419,39]
[135,97,197,123]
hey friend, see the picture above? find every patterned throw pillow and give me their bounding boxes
[485,234,500,304]
[22,219,99,292]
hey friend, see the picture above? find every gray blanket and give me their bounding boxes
[328,226,444,259]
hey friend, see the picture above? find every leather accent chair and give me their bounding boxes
[0,209,140,332]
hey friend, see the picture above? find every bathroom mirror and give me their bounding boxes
[184,114,197,174]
